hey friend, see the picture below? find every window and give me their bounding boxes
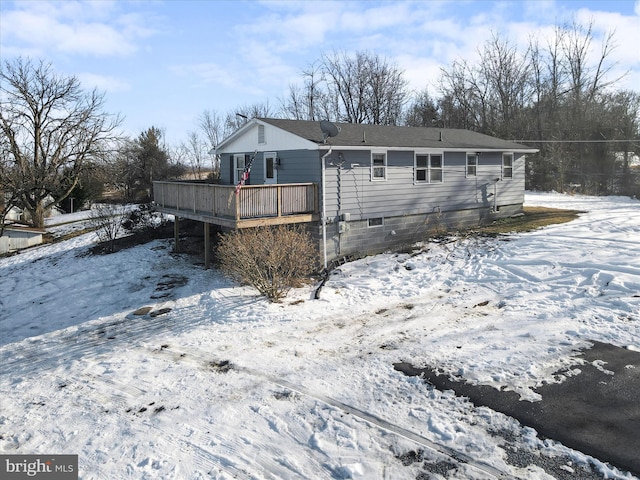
[264,152,277,183]
[466,153,477,177]
[430,154,443,182]
[415,153,443,183]
[258,125,265,144]
[371,152,386,180]
[415,155,428,182]
[502,153,513,179]
[234,154,246,184]
[368,217,384,227]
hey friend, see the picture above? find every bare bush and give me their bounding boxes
[216,225,318,302]
[122,203,165,234]
[90,203,126,253]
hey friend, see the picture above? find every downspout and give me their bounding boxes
[321,147,332,270]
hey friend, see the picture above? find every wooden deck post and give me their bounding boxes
[204,222,210,269]
[277,185,282,217]
[174,217,180,253]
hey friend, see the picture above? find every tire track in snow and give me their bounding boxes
[46,370,256,480]
[68,357,331,480]
[156,344,513,480]
[0,304,211,378]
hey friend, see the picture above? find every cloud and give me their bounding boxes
[574,9,640,69]
[76,72,130,93]
[0,0,156,57]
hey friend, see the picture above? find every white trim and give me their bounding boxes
[502,152,514,179]
[264,151,277,184]
[367,217,384,227]
[233,154,246,184]
[414,153,428,184]
[370,150,387,181]
[466,153,478,178]
[414,151,444,184]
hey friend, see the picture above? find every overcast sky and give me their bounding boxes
[1,0,639,146]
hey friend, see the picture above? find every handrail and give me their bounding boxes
[153,182,317,221]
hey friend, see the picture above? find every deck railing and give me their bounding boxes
[153,181,318,227]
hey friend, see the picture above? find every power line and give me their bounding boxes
[512,139,639,143]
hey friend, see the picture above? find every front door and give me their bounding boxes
[264,152,278,184]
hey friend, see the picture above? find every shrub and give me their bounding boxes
[122,203,165,234]
[90,203,126,253]
[216,225,318,302]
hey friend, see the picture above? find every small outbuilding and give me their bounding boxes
[0,225,44,254]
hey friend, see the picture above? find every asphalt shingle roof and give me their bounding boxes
[258,118,536,151]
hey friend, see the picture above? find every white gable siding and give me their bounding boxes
[217,122,318,154]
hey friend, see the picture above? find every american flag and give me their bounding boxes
[235,150,257,195]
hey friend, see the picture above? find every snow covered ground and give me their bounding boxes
[1,192,638,479]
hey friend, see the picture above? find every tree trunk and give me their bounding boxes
[29,202,46,229]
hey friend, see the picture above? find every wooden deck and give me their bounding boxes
[153,181,319,228]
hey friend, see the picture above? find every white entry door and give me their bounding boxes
[264,152,278,184]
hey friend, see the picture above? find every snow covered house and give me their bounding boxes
[153,118,537,267]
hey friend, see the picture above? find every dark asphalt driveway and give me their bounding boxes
[395,341,640,476]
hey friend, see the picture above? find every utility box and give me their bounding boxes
[338,221,348,233]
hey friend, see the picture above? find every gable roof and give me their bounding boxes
[258,118,538,152]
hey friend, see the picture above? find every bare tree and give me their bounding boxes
[179,131,207,180]
[439,33,532,137]
[280,83,308,120]
[404,88,442,127]
[224,101,275,132]
[198,109,224,178]
[279,63,329,121]
[438,59,485,130]
[0,176,21,236]
[320,50,409,125]
[0,57,122,228]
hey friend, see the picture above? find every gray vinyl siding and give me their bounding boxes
[219,150,321,185]
[275,150,322,184]
[323,150,525,222]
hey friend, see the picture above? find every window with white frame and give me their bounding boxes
[415,153,443,183]
[234,154,246,184]
[502,153,513,179]
[371,152,386,180]
[466,153,477,177]
[430,154,443,182]
[415,154,428,182]
[368,217,384,227]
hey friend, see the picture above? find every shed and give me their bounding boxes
[0,225,44,254]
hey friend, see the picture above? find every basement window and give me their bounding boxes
[368,217,384,227]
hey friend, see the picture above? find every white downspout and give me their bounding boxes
[321,147,332,270]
